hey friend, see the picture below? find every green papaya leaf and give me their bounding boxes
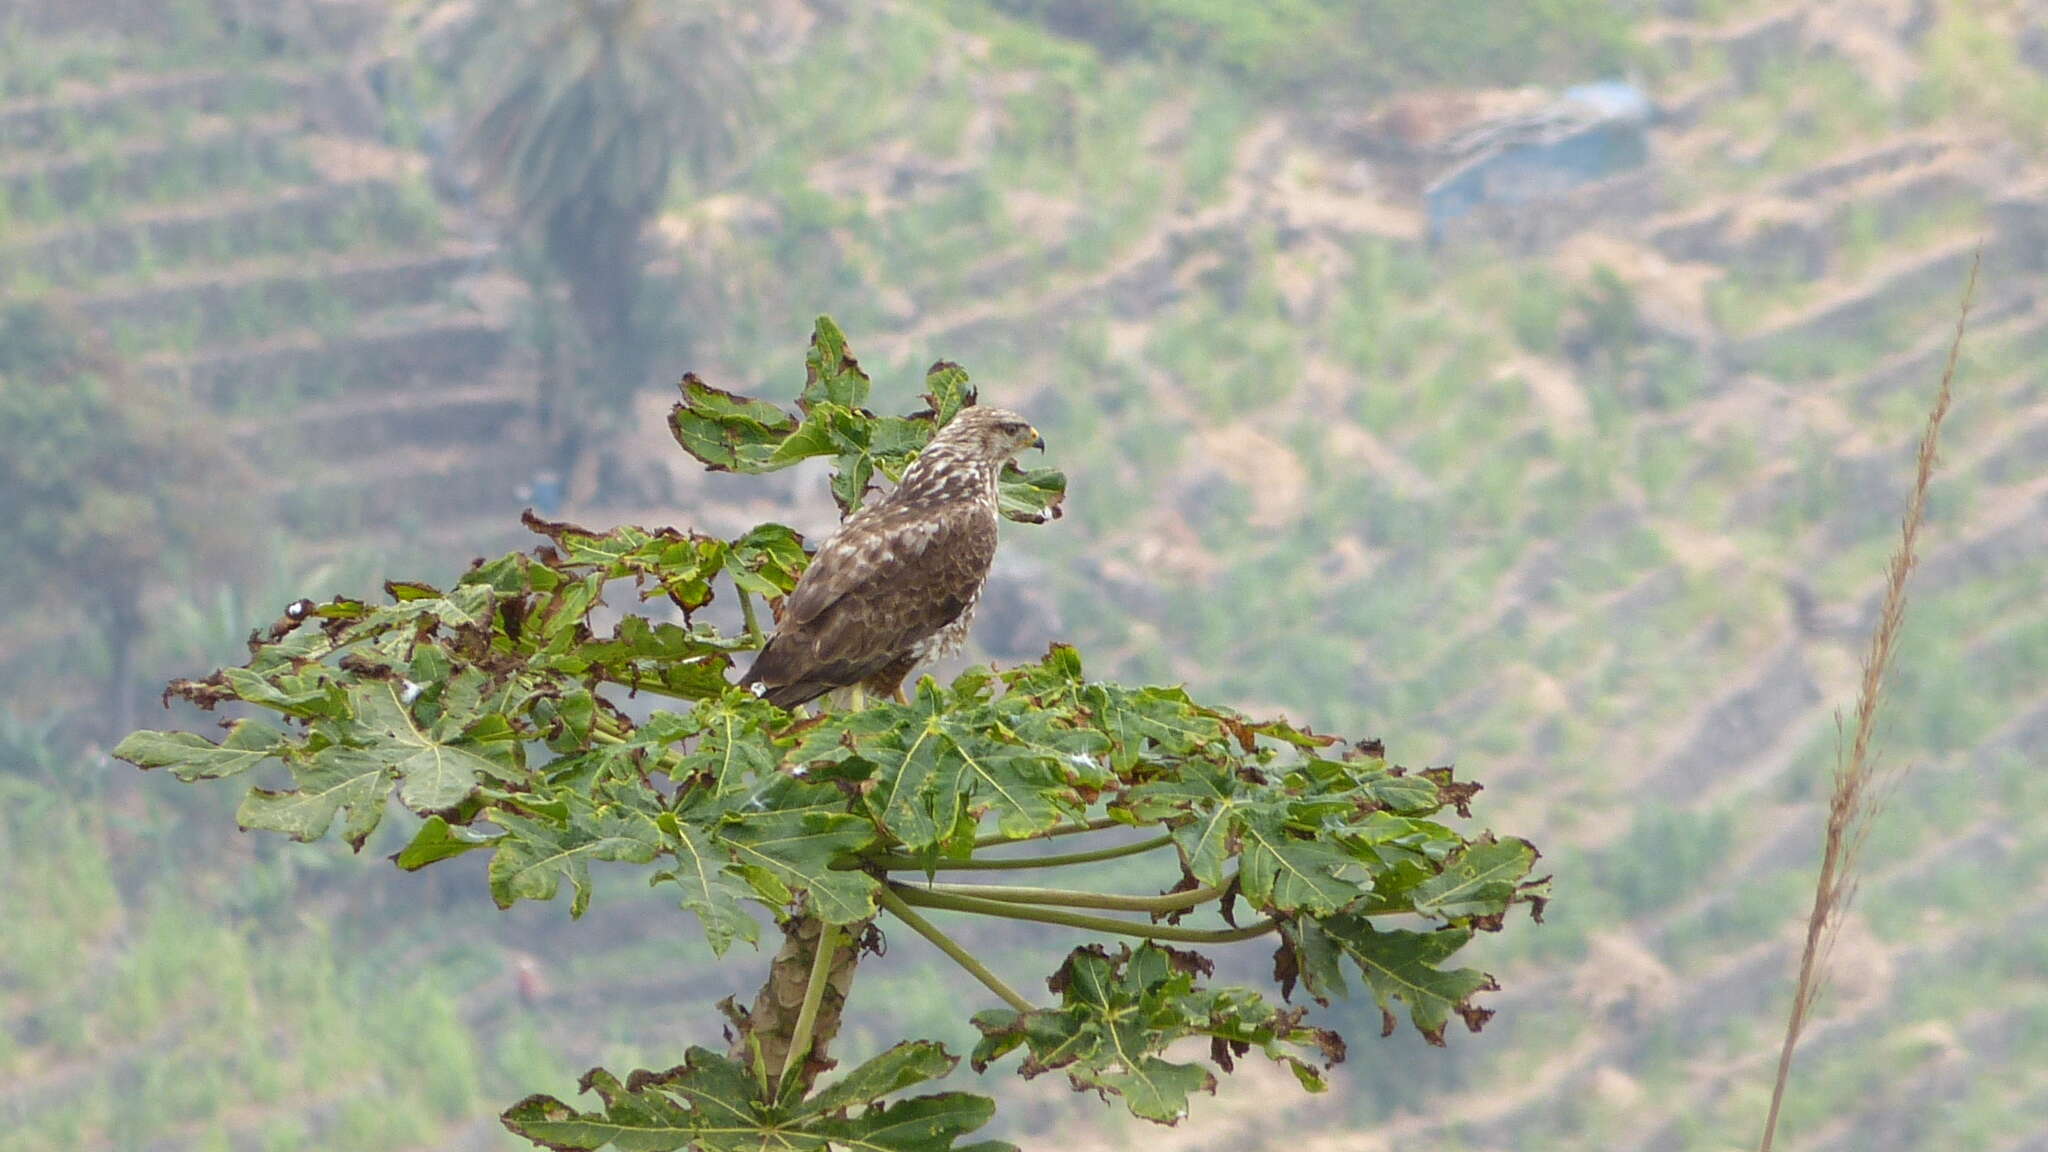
[1084,684,1224,776]
[669,374,798,472]
[725,523,809,600]
[1122,764,1239,884]
[1312,913,1498,1045]
[236,745,392,850]
[1233,808,1365,914]
[393,814,498,870]
[503,1043,1010,1152]
[113,718,285,781]
[971,944,1339,1126]
[347,681,512,814]
[929,716,1072,841]
[652,815,759,956]
[995,462,1066,525]
[488,796,662,918]
[716,810,879,925]
[1408,836,1539,922]
[799,315,872,413]
[223,665,346,718]
[921,361,974,425]
[790,1041,958,1119]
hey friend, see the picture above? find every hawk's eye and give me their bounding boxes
[996,421,1026,436]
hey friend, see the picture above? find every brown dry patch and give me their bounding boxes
[1590,1063,1645,1109]
[1552,232,1720,345]
[1817,910,1895,1015]
[654,193,779,251]
[1002,188,1083,247]
[1572,932,1679,1027]
[1807,0,1927,99]
[299,134,424,184]
[1743,232,1984,343]
[1296,354,1359,412]
[1499,354,1592,440]
[1137,91,1197,156]
[1654,520,1747,572]
[1347,85,1550,153]
[1187,425,1306,529]
[1268,232,1351,320]
[1315,534,1379,584]
[1269,149,1425,241]
[450,266,532,330]
[1321,420,1438,496]
[1119,506,1219,584]
[1521,667,1573,718]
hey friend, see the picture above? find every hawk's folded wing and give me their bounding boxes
[740,501,997,707]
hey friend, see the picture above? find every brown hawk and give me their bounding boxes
[738,406,1045,708]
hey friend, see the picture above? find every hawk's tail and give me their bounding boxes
[738,643,832,709]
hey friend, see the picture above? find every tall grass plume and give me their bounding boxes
[1756,252,1979,1152]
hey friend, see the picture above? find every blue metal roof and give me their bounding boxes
[1422,81,1656,239]
[1559,81,1655,125]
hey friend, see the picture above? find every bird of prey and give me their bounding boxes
[739,405,1045,709]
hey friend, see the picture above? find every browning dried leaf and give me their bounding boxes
[1274,938,1301,1002]
[165,672,234,710]
[1420,766,1481,817]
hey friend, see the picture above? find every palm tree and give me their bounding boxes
[458,0,746,462]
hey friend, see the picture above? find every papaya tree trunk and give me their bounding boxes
[730,914,868,1096]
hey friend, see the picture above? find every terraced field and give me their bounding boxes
[0,2,533,557]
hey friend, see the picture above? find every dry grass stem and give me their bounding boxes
[1756,251,1979,1152]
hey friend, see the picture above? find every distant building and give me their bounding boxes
[1425,81,1657,245]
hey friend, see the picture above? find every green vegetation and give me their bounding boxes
[987,0,1633,95]
[0,302,251,733]
[0,757,521,1152]
[1912,0,2048,139]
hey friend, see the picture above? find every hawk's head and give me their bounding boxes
[930,405,1044,463]
[890,405,1045,508]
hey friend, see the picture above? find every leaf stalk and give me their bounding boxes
[780,922,839,1087]
[911,878,1227,915]
[738,587,764,646]
[864,833,1174,873]
[888,882,1280,944]
[971,815,1129,848]
[875,886,1034,1013]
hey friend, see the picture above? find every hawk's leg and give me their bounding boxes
[861,655,919,706]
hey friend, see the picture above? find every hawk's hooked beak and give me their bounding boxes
[1029,428,1046,452]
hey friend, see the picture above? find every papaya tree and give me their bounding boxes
[118,318,1548,1148]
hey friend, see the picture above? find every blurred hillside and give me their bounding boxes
[4,1,2048,1150]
